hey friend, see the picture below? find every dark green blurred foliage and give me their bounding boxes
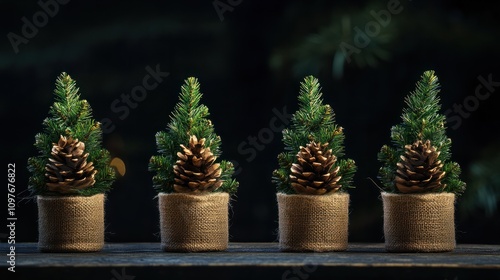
[461,142,500,217]
[270,3,396,79]
[269,1,499,80]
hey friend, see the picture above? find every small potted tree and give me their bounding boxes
[378,70,466,252]
[272,76,356,252]
[149,77,238,252]
[27,72,116,252]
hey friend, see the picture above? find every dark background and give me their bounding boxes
[1,0,499,244]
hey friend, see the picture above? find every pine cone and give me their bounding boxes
[173,135,222,193]
[394,140,446,193]
[289,141,342,195]
[45,135,97,194]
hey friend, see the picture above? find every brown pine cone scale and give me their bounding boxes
[45,135,97,194]
[394,139,446,193]
[173,135,223,193]
[289,141,341,195]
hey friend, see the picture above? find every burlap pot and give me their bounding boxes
[277,192,349,252]
[382,192,456,252]
[159,192,229,252]
[37,194,105,252]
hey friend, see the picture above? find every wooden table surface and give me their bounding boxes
[2,243,500,279]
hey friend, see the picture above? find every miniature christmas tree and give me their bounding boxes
[149,77,238,194]
[28,72,115,196]
[272,75,356,194]
[378,70,466,194]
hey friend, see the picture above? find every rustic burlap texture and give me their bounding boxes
[159,192,229,252]
[277,192,349,252]
[382,192,456,252]
[37,194,105,252]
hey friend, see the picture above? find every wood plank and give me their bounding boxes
[2,243,500,279]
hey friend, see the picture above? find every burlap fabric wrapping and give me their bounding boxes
[159,192,229,252]
[37,194,104,252]
[277,192,349,252]
[382,192,456,252]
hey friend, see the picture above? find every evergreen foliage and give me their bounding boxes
[27,72,116,196]
[272,75,357,194]
[149,77,238,194]
[377,70,466,195]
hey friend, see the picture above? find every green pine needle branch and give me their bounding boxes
[377,70,466,195]
[27,72,116,196]
[272,75,357,194]
[149,77,238,194]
